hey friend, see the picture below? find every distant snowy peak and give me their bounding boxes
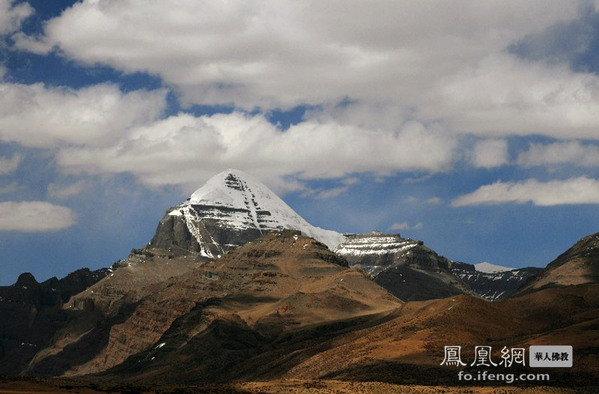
[474,262,514,273]
[167,169,345,251]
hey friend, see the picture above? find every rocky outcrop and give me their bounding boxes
[514,232,599,295]
[335,231,544,301]
[149,204,265,258]
[335,232,473,301]
[26,231,400,378]
[450,262,542,300]
[0,268,110,375]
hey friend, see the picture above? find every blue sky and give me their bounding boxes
[1,0,599,284]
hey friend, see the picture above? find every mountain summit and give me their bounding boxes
[149,169,345,257]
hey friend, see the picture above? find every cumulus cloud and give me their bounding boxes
[301,178,360,199]
[0,153,21,174]
[517,141,599,167]
[0,83,167,148]
[11,31,52,54]
[20,1,583,116]
[389,221,423,231]
[7,0,599,195]
[452,177,599,206]
[0,0,32,35]
[304,187,351,200]
[425,54,599,139]
[425,197,443,205]
[470,139,509,168]
[0,201,77,231]
[56,112,457,190]
[47,181,88,199]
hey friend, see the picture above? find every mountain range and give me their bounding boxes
[0,169,597,391]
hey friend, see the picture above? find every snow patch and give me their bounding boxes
[474,262,513,273]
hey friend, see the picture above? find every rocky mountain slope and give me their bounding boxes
[450,263,542,301]
[149,169,345,258]
[1,228,598,389]
[26,231,401,378]
[335,232,540,301]
[0,268,110,375]
[278,283,599,387]
[149,170,539,302]
[93,233,599,387]
[335,232,472,301]
[2,168,597,389]
[515,232,599,295]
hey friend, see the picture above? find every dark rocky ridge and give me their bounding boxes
[149,204,265,257]
[335,232,473,301]
[1,221,598,387]
[335,232,541,301]
[0,268,110,375]
[25,230,400,378]
[547,232,599,273]
[514,232,599,296]
[450,263,542,301]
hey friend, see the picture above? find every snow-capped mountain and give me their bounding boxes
[149,169,345,257]
[334,231,420,277]
[335,232,542,301]
[474,262,513,273]
[335,232,474,301]
[451,263,542,301]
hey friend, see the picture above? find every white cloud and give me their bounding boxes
[56,112,457,190]
[0,83,167,148]
[305,101,410,132]
[11,31,52,54]
[452,177,599,206]
[424,54,599,139]
[22,0,582,117]
[470,139,509,168]
[304,187,351,200]
[389,221,423,231]
[0,0,32,35]
[0,153,21,174]
[0,201,77,231]
[47,181,88,199]
[341,177,360,186]
[7,0,599,193]
[517,141,599,167]
[425,197,443,205]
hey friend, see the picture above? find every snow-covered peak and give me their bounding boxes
[189,169,284,211]
[172,169,345,250]
[474,262,513,273]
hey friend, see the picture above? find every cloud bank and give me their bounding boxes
[0,0,32,35]
[0,201,77,231]
[17,0,599,143]
[517,141,599,167]
[452,177,599,206]
[2,0,598,206]
[56,112,456,190]
[0,83,167,148]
